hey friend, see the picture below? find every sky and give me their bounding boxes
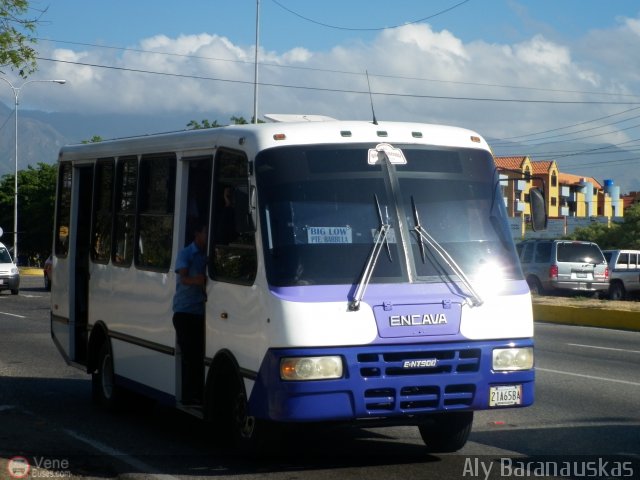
[2,0,640,187]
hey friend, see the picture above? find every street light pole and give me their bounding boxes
[253,0,260,124]
[0,77,66,264]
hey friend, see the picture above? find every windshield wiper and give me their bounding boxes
[349,195,391,311]
[411,197,483,307]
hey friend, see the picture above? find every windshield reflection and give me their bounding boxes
[256,144,522,288]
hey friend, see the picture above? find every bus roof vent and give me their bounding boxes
[264,114,338,123]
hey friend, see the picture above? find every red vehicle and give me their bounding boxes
[44,255,52,291]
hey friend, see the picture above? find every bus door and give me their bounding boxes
[176,156,212,404]
[72,165,93,365]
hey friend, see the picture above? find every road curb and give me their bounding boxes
[19,268,43,276]
[533,304,640,332]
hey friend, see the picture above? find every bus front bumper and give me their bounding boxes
[248,339,534,423]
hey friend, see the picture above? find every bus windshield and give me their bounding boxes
[255,144,521,287]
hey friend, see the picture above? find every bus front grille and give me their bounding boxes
[357,347,480,413]
[357,348,481,378]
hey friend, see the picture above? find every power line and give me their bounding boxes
[496,146,640,157]
[34,56,640,106]
[504,137,640,160]
[494,142,640,158]
[371,73,640,100]
[493,133,640,167]
[269,0,473,32]
[490,106,640,146]
[38,37,640,102]
[566,156,640,168]
[32,48,640,166]
[37,37,253,67]
[496,120,640,149]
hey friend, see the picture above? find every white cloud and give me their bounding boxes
[622,17,640,36]
[279,47,312,64]
[12,16,635,192]
[51,48,101,83]
[379,23,469,63]
[33,19,638,143]
[513,35,571,73]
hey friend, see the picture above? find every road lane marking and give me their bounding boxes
[64,429,182,480]
[537,367,640,387]
[472,419,640,432]
[568,343,640,355]
[0,311,26,318]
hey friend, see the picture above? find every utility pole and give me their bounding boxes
[253,0,260,124]
[0,78,66,263]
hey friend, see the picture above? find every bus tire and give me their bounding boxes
[92,341,120,410]
[212,371,281,455]
[418,411,473,453]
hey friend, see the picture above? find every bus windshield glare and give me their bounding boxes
[256,144,522,287]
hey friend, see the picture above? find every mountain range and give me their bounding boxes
[1,102,638,194]
[0,102,200,176]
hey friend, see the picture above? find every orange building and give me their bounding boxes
[494,156,533,218]
[494,156,622,219]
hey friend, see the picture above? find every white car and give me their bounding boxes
[603,249,640,300]
[0,242,20,295]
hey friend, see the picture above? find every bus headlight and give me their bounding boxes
[280,356,343,381]
[492,347,533,371]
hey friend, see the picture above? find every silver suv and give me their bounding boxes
[602,249,640,300]
[516,239,609,295]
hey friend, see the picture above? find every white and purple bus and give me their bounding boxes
[51,117,544,453]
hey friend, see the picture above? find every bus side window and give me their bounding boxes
[91,158,115,264]
[112,156,138,267]
[55,162,72,257]
[210,149,257,285]
[135,153,176,272]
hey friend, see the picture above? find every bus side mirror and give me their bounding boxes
[233,185,257,234]
[529,188,547,231]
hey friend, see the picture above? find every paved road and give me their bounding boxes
[1,276,639,479]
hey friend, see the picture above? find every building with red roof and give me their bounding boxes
[494,155,623,219]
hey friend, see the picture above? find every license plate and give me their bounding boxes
[489,385,522,407]
[576,273,587,278]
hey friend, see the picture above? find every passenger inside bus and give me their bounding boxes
[214,186,237,245]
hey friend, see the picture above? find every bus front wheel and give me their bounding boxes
[92,341,120,410]
[213,372,281,455]
[418,411,473,453]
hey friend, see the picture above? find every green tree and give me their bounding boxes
[614,203,640,249]
[82,135,103,143]
[0,162,57,264]
[186,116,263,130]
[0,0,41,77]
[186,119,221,130]
[564,203,640,249]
